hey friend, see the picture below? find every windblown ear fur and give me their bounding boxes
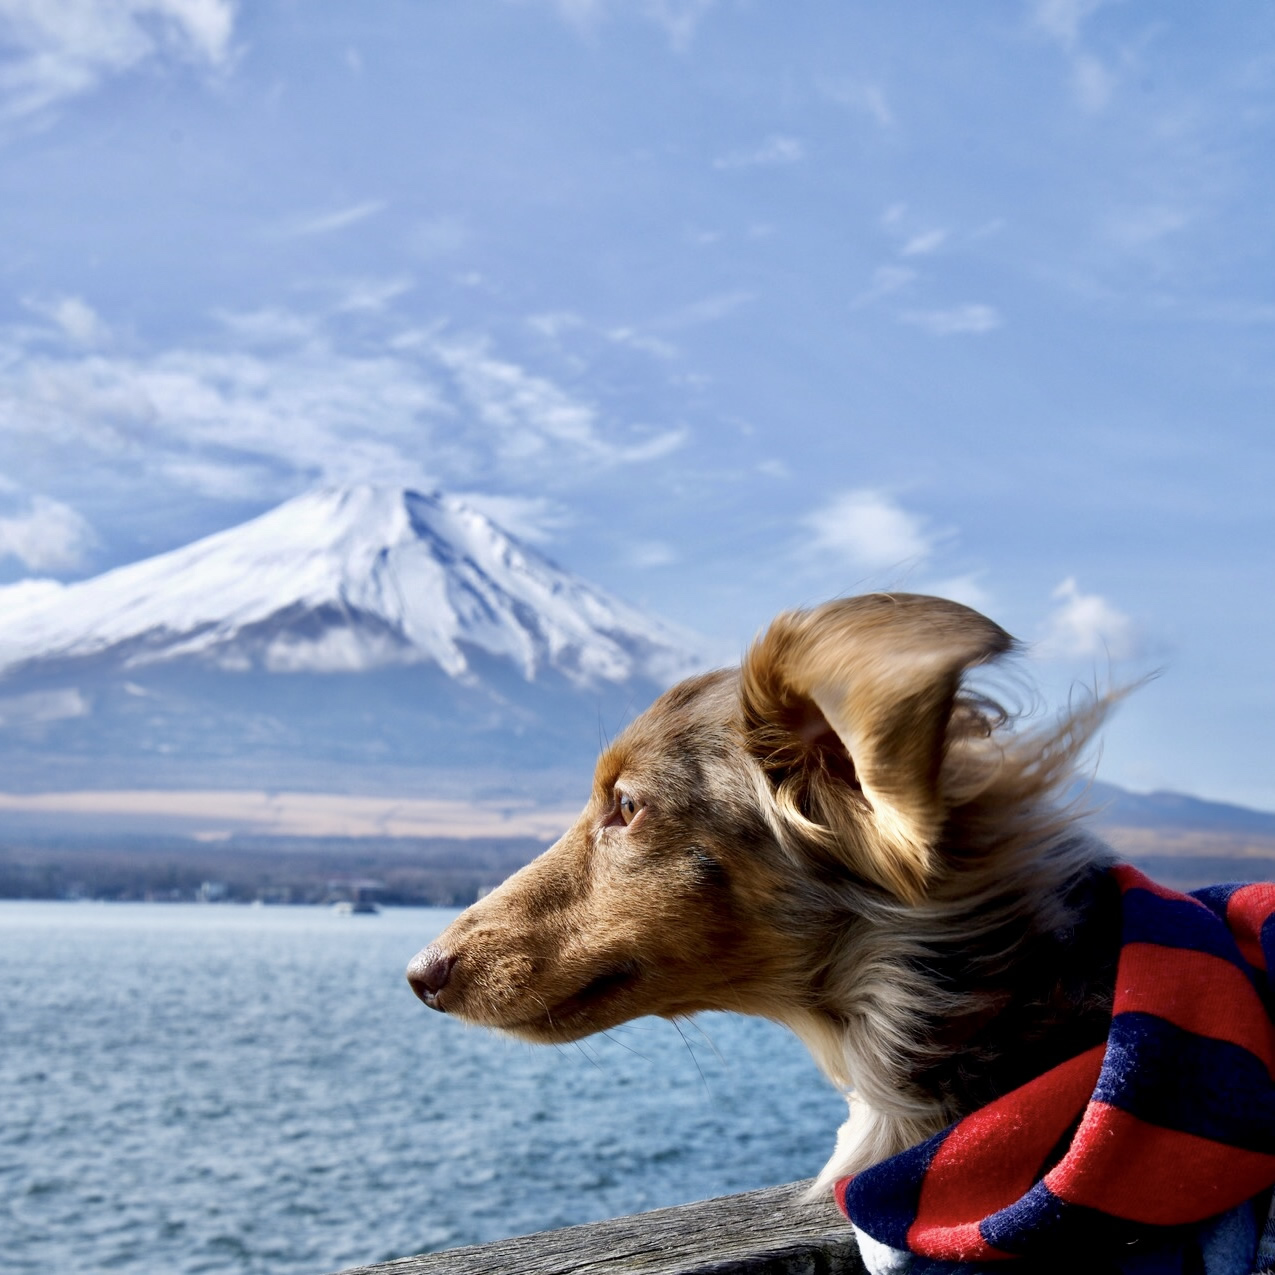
[740,593,1015,902]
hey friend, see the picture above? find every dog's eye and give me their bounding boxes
[617,792,641,826]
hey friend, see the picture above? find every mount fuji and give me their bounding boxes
[0,487,706,794]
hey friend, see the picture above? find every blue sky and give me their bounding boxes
[0,1,1272,807]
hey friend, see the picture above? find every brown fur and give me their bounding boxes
[407,593,1121,1190]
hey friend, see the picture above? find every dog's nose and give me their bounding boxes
[406,944,455,1010]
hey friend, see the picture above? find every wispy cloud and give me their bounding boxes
[626,540,677,568]
[23,294,109,346]
[0,298,688,521]
[713,135,804,171]
[818,76,894,129]
[1032,0,1110,50]
[452,493,572,545]
[655,289,754,329]
[541,0,715,52]
[0,0,237,123]
[804,489,935,572]
[1036,577,1140,660]
[288,200,386,237]
[900,228,948,258]
[1105,204,1191,250]
[1031,0,1117,114]
[0,490,97,571]
[850,265,916,309]
[0,687,90,728]
[334,276,414,313]
[900,304,1002,335]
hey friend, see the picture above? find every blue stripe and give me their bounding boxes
[1094,1012,1275,1154]
[843,1125,949,1250]
[980,1181,1191,1270]
[1122,887,1243,966]
[1190,883,1241,922]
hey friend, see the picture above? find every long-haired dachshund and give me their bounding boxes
[408,595,1275,1273]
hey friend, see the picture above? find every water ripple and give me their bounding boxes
[0,901,843,1274]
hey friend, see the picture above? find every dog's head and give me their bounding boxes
[407,594,1016,1043]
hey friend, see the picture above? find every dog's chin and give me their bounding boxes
[485,963,646,1044]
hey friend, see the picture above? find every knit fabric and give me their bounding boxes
[835,866,1275,1271]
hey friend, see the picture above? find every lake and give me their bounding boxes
[1,901,844,1274]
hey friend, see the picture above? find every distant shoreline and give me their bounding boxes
[5,822,1275,905]
[0,831,543,906]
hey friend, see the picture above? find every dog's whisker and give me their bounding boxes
[597,1028,654,1065]
[671,1017,712,1101]
[684,1015,726,1068]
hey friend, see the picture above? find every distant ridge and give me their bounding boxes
[1088,780,1275,837]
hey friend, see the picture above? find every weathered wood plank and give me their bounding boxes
[333,1180,866,1275]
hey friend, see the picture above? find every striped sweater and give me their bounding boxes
[836,865,1275,1273]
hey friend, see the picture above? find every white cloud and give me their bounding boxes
[805,489,934,572]
[0,0,236,122]
[213,306,320,346]
[334,276,413,313]
[850,265,916,309]
[288,200,386,238]
[901,304,1002,335]
[0,492,96,570]
[656,289,754,329]
[430,335,604,458]
[626,540,677,568]
[926,573,992,611]
[526,311,583,341]
[1072,53,1113,113]
[818,76,894,128]
[1105,204,1191,250]
[713,135,805,171]
[641,0,713,51]
[606,326,678,360]
[542,0,714,51]
[1032,0,1110,50]
[0,687,90,726]
[901,228,948,258]
[1037,577,1139,660]
[24,294,109,346]
[407,215,468,261]
[452,493,572,545]
[0,302,688,505]
[1031,0,1117,113]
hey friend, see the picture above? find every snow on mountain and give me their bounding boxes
[0,486,702,687]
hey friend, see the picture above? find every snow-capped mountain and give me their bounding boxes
[0,487,706,789]
[0,486,701,686]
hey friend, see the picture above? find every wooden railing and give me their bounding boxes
[334,1180,867,1274]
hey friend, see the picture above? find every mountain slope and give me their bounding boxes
[0,486,700,687]
[0,487,705,788]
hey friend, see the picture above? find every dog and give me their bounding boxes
[407,594,1275,1273]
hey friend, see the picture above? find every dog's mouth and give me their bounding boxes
[508,960,643,1038]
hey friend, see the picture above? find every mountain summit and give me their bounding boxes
[0,486,700,686]
[0,487,705,789]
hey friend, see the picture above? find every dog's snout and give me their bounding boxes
[406,944,456,1010]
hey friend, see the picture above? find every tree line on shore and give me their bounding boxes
[0,833,547,906]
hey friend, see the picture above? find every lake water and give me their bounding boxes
[1,902,845,1274]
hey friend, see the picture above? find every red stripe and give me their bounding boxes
[1115,942,1275,1068]
[1227,884,1275,972]
[1044,1102,1275,1224]
[907,1218,1011,1263]
[1111,863,1205,908]
[832,1176,853,1218]
[906,1046,1103,1258]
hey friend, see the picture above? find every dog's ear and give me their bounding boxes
[740,594,1014,902]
